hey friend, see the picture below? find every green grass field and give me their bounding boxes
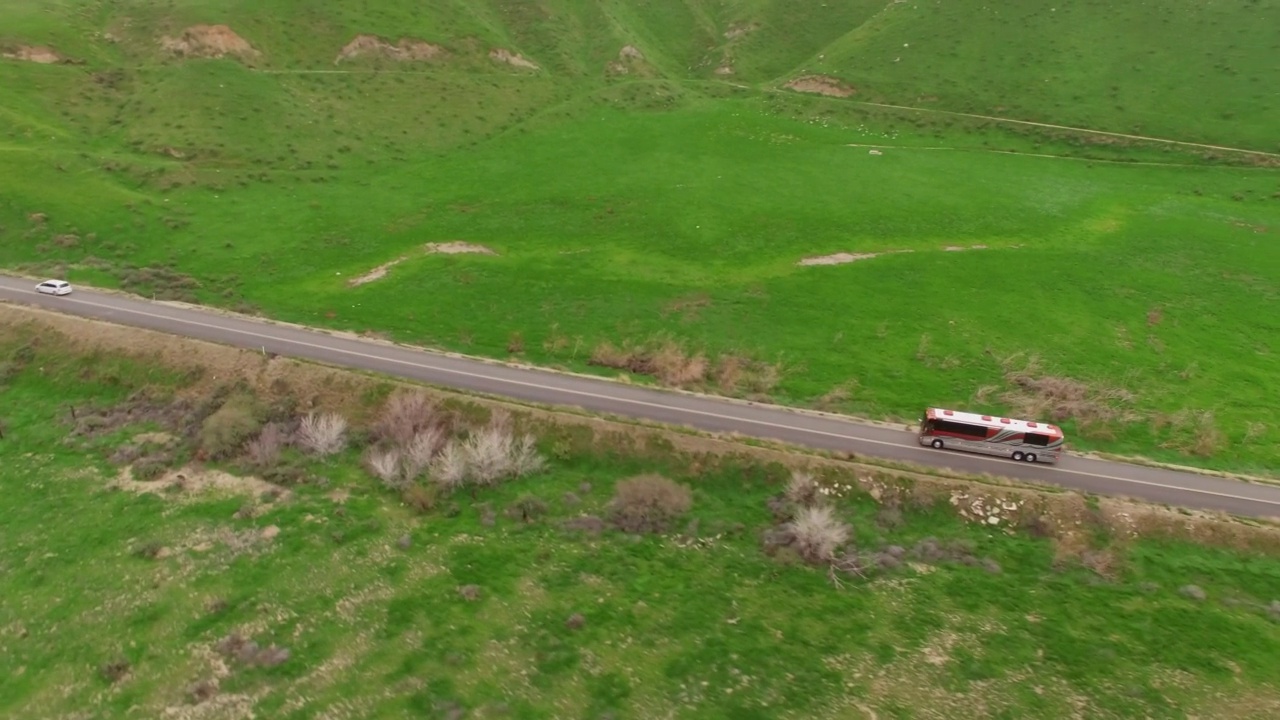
[1,1,1278,473]
[5,328,1280,719]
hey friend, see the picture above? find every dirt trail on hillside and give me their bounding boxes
[335,35,446,64]
[766,85,1278,159]
[1,45,65,64]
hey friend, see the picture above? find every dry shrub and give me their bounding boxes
[296,412,347,457]
[365,447,404,488]
[785,470,821,507]
[651,341,708,386]
[244,422,287,467]
[786,505,850,563]
[427,417,545,491]
[199,394,262,460]
[428,441,468,491]
[373,390,441,447]
[608,473,693,533]
[589,337,707,386]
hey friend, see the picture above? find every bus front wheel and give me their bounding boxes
[930,439,944,449]
[1026,453,1038,463]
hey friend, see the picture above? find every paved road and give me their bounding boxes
[3,274,1280,518]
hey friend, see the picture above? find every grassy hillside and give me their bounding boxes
[1,0,1279,472]
[798,0,1280,151]
[5,324,1280,719]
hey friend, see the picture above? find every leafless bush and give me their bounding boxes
[427,421,545,491]
[245,422,287,467]
[373,390,440,447]
[296,412,347,457]
[608,474,693,533]
[428,441,469,491]
[365,447,405,488]
[787,505,850,564]
[465,426,514,486]
[401,427,446,480]
[785,470,821,507]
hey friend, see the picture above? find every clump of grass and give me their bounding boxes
[506,494,549,522]
[402,484,438,514]
[99,658,131,684]
[607,473,693,533]
[1156,409,1227,457]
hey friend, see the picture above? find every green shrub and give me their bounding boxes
[199,394,264,460]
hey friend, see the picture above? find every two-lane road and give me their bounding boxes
[3,274,1279,517]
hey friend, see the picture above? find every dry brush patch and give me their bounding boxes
[588,335,783,396]
[992,352,1140,437]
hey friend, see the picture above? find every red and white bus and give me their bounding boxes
[919,407,1065,464]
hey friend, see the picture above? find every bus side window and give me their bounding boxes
[1024,433,1051,447]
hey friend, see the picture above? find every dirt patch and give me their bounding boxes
[133,431,178,447]
[798,252,880,267]
[714,65,735,76]
[112,465,288,501]
[2,45,65,64]
[348,257,408,287]
[334,35,446,65]
[943,245,988,251]
[606,45,648,76]
[724,23,760,40]
[424,241,496,256]
[161,25,260,61]
[489,48,539,71]
[785,75,855,98]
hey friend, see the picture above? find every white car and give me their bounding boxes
[35,279,73,296]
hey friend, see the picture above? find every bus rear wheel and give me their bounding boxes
[1026,453,1038,463]
[930,439,944,449]
[1011,451,1025,462]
